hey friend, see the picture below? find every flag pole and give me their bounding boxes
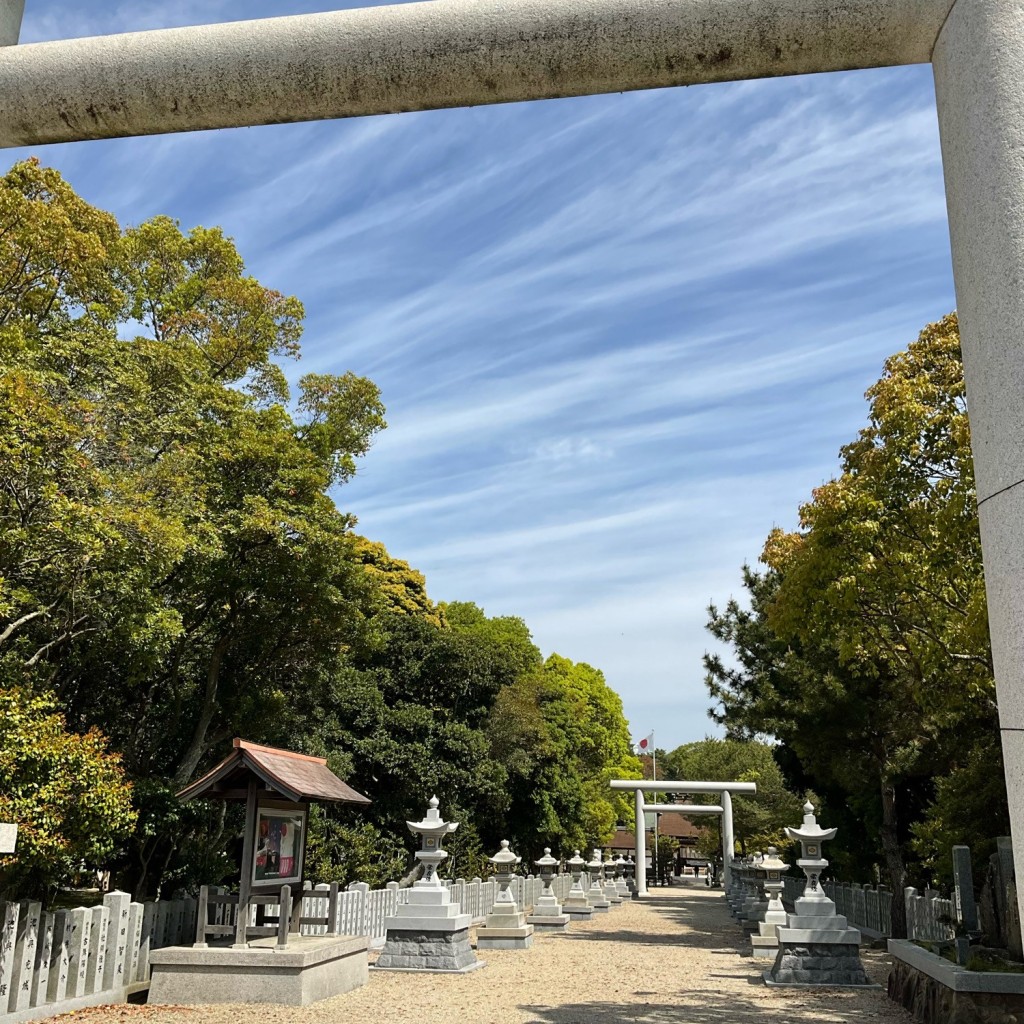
[651,733,658,885]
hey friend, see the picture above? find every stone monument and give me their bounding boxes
[476,840,534,950]
[373,797,483,973]
[561,851,594,921]
[751,847,789,959]
[526,848,570,932]
[587,850,611,913]
[764,802,874,987]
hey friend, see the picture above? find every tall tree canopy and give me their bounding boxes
[660,737,803,858]
[704,314,1007,935]
[0,160,642,899]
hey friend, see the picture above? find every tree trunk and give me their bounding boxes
[880,776,908,938]
[174,633,230,787]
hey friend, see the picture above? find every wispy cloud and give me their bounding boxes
[8,2,955,749]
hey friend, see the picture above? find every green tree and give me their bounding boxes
[661,737,803,856]
[705,314,1004,935]
[0,687,136,902]
[0,160,386,894]
[487,653,642,856]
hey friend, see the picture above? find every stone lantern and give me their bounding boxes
[562,850,593,920]
[410,795,459,885]
[526,847,570,931]
[602,851,623,905]
[614,854,630,898]
[624,855,638,896]
[741,851,768,924]
[374,797,482,973]
[788,801,835,900]
[477,840,533,949]
[751,846,789,959]
[763,802,873,988]
[587,849,611,912]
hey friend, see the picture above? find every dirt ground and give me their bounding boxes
[48,882,915,1024]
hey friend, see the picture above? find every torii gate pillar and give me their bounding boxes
[931,1,1024,912]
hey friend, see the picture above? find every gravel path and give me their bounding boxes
[52,883,915,1024]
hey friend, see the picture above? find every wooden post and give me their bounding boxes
[234,779,258,948]
[195,886,209,947]
[276,887,291,948]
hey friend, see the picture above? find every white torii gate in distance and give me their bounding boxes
[2,0,1024,921]
[609,779,757,896]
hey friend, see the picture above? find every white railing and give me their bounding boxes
[0,871,575,1024]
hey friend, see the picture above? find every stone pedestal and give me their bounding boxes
[149,936,369,1005]
[477,899,534,949]
[764,895,872,984]
[765,939,873,987]
[373,882,482,972]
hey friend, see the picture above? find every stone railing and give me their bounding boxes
[825,881,893,938]
[903,886,956,943]
[779,875,956,943]
[0,890,195,1024]
[0,871,575,1024]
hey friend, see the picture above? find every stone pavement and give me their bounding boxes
[51,880,915,1024]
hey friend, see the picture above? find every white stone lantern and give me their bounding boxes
[535,847,558,896]
[614,854,630,897]
[785,800,836,900]
[375,796,482,973]
[526,847,570,931]
[562,850,594,919]
[490,839,521,903]
[477,840,533,949]
[602,851,623,904]
[407,795,459,886]
[751,845,789,959]
[624,855,638,895]
[587,849,611,911]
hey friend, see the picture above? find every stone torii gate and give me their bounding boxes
[610,779,758,895]
[1,0,1024,917]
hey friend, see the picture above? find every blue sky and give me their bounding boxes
[14,1,957,751]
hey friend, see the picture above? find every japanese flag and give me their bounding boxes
[636,732,654,752]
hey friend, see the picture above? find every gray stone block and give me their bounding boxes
[148,936,368,1006]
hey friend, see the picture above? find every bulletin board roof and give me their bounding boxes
[177,738,371,805]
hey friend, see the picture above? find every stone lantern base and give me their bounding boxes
[373,883,484,973]
[764,939,875,986]
[763,897,876,987]
[561,895,593,921]
[476,900,534,950]
[526,895,570,932]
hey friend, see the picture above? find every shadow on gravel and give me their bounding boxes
[519,984,902,1024]
[557,928,729,948]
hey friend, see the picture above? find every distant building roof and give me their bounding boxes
[177,739,371,805]
[608,812,703,849]
[655,812,704,839]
